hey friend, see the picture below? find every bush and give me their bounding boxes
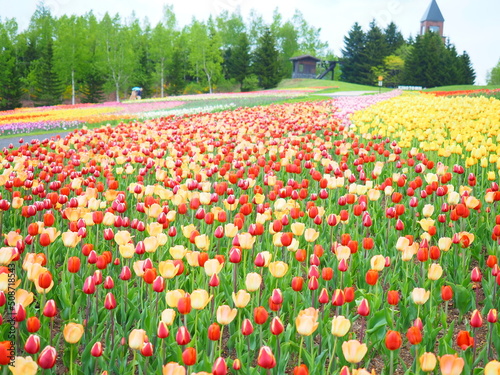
[183,82,209,95]
[241,75,260,92]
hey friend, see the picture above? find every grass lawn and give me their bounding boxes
[422,84,500,91]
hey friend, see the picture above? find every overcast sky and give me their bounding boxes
[2,0,499,84]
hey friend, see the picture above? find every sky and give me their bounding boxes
[2,0,499,85]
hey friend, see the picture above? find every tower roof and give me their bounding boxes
[421,0,444,22]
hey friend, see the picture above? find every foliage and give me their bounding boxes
[253,28,281,89]
[487,59,500,85]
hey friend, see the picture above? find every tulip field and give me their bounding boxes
[1,87,500,375]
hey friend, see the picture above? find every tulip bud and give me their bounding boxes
[24,334,41,354]
[487,309,498,323]
[43,299,57,318]
[212,357,227,375]
[233,358,242,370]
[387,290,399,306]
[254,306,269,325]
[26,316,41,333]
[175,326,191,345]
[91,342,103,357]
[385,330,402,350]
[38,345,57,369]
[241,318,254,336]
[270,316,284,336]
[104,292,117,310]
[141,342,154,357]
[257,346,276,369]
[406,326,423,345]
[208,322,221,341]
[182,347,196,366]
[291,276,303,291]
[470,309,483,328]
[357,299,370,316]
[332,289,345,306]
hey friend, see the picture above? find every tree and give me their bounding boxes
[187,19,223,94]
[487,59,500,85]
[253,27,280,89]
[54,15,86,104]
[457,51,475,85]
[0,19,23,110]
[360,20,389,85]
[32,40,64,106]
[98,13,137,102]
[340,23,366,84]
[384,22,405,55]
[227,33,251,89]
[150,5,177,97]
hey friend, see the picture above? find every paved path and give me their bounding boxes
[0,132,70,150]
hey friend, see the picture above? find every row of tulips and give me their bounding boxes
[0,92,499,374]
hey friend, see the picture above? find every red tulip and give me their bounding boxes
[254,306,269,325]
[104,292,117,310]
[332,289,345,306]
[241,319,254,336]
[141,342,154,357]
[212,357,227,375]
[291,277,303,291]
[38,345,57,369]
[357,299,370,316]
[175,326,191,345]
[43,299,57,318]
[365,270,378,285]
[177,294,192,315]
[157,321,170,339]
[385,330,402,350]
[68,256,81,273]
[456,330,474,350]
[208,323,221,341]
[270,317,284,336]
[26,316,41,333]
[24,334,40,354]
[470,309,482,328]
[182,347,197,366]
[257,346,276,369]
[294,364,309,375]
[406,326,423,345]
[387,290,399,306]
[441,285,453,301]
[91,342,103,357]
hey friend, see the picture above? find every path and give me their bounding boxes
[0,132,70,150]
[315,90,379,97]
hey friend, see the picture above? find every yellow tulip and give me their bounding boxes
[119,244,135,259]
[245,272,262,292]
[484,360,500,375]
[268,261,289,278]
[428,263,443,281]
[194,234,210,252]
[102,212,116,226]
[295,307,319,336]
[147,222,163,236]
[4,231,22,247]
[191,289,212,310]
[438,237,453,252]
[185,251,200,267]
[63,323,84,343]
[370,255,385,272]
[128,329,147,350]
[114,230,133,246]
[181,224,197,239]
[0,247,15,265]
[422,204,434,218]
[161,308,176,325]
[15,289,34,307]
[204,259,223,276]
[238,233,255,250]
[232,290,251,308]
[224,223,239,238]
[165,290,184,308]
[419,352,437,372]
[331,315,351,337]
[159,261,180,279]
[216,305,237,325]
[342,340,368,364]
[143,236,159,253]
[411,288,430,305]
[304,228,319,242]
[169,245,187,260]
[9,356,38,375]
[291,223,305,236]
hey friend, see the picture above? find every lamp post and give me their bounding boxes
[378,76,383,94]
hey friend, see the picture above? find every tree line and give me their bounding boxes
[341,20,476,88]
[0,4,328,110]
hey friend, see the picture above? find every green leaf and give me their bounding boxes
[452,284,474,316]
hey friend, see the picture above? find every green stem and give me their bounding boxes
[390,350,395,375]
[326,337,337,374]
[297,336,304,367]
[219,326,224,358]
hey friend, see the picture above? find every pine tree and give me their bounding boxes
[228,33,251,89]
[360,20,389,85]
[81,63,105,103]
[384,22,405,55]
[253,28,281,89]
[340,23,366,84]
[0,20,23,110]
[33,40,64,106]
[458,51,476,84]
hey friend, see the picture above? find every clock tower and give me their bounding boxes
[420,0,445,38]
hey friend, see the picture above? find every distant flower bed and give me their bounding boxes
[423,88,500,97]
